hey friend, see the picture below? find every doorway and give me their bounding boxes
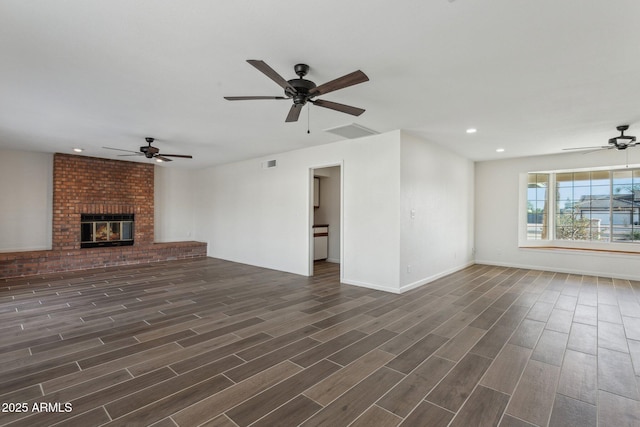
[310,164,342,278]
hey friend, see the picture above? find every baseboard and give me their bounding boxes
[340,278,401,294]
[326,258,340,264]
[398,261,476,294]
[475,258,640,281]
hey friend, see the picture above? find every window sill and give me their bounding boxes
[519,244,640,257]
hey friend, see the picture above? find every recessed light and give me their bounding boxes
[466,128,477,134]
[496,148,505,153]
[155,158,163,163]
[73,148,83,153]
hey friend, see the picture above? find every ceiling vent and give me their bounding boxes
[324,123,379,139]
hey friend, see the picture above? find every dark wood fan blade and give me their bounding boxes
[247,60,296,92]
[160,154,193,158]
[155,156,173,162]
[285,104,303,122]
[103,146,140,154]
[224,96,289,100]
[310,99,365,116]
[117,154,143,157]
[308,70,369,97]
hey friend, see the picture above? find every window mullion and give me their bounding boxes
[609,173,614,243]
[549,173,556,241]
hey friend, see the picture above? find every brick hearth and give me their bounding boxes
[0,153,206,278]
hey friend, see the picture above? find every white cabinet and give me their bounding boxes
[313,225,328,260]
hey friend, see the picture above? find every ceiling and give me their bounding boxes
[1,0,640,169]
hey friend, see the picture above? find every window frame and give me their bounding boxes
[519,165,640,254]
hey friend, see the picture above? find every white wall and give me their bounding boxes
[0,150,52,252]
[313,166,340,263]
[399,132,475,291]
[193,130,402,292]
[475,148,640,279]
[154,166,195,242]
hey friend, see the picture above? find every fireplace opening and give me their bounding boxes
[81,214,134,248]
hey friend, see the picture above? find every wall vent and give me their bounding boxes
[262,159,277,169]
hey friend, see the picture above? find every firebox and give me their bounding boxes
[81,214,134,248]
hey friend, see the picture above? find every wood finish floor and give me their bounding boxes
[1,258,640,426]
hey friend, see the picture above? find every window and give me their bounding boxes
[522,167,640,251]
[526,173,549,240]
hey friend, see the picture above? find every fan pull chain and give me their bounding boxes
[307,104,311,134]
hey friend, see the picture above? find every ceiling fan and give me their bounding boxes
[563,125,638,152]
[224,60,369,122]
[103,137,193,162]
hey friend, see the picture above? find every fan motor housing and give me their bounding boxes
[140,145,159,155]
[285,78,316,102]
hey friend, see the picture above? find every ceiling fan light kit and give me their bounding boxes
[224,60,369,123]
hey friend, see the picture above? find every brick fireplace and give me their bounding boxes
[52,153,154,250]
[0,153,206,278]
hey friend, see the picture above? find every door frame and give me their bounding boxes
[308,162,344,280]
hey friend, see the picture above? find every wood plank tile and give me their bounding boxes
[349,405,402,427]
[177,317,264,347]
[598,303,623,324]
[557,349,597,404]
[526,301,554,322]
[545,308,574,334]
[499,415,537,427]
[328,328,396,366]
[435,326,486,362]
[197,415,237,427]
[506,359,560,426]
[469,306,506,330]
[573,304,597,326]
[105,355,243,419]
[378,355,455,417]
[598,320,630,353]
[300,367,404,427]
[399,401,454,427]
[290,330,367,368]
[480,344,531,394]
[225,337,320,382]
[430,310,477,339]
[170,332,271,374]
[598,347,639,400]
[385,333,448,374]
[449,385,510,427]
[598,390,640,427]
[104,375,233,426]
[494,304,529,330]
[567,322,597,355]
[426,353,492,412]
[236,324,320,360]
[250,395,322,427]
[629,339,640,376]
[2,259,638,427]
[469,324,514,359]
[53,407,111,427]
[172,361,302,426]
[12,368,177,427]
[555,294,577,311]
[531,329,568,366]
[226,359,341,427]
[623,316,640,341]
[304,349,395,406]
[549,393,596,427]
